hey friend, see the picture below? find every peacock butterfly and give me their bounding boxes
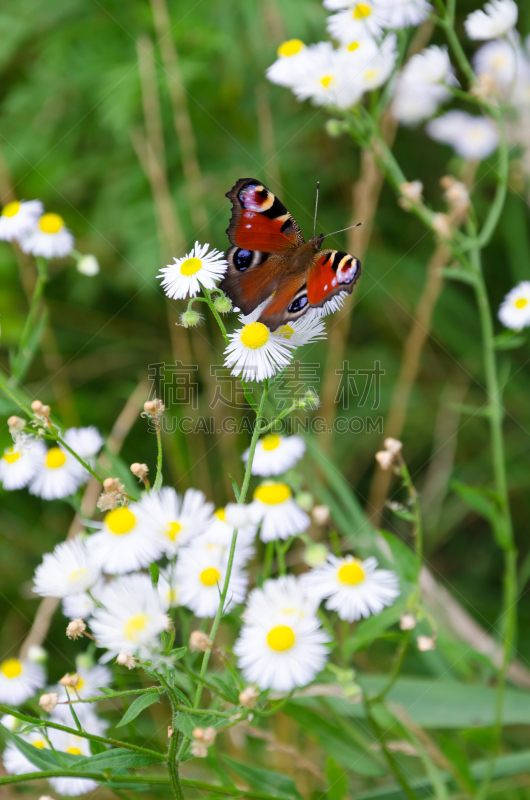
[219,178,361,332]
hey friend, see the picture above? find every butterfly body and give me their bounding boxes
[220,178,361,331]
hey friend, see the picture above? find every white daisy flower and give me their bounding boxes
[243,434,306,476]
[143,486,214,556]
[28,433,97,500]
[464,0,518,41]
[63,426,104,463]
[77,254,100,276]
[266,40,312,87]
[62,586,99,620]
[19,212,74,258]
[0,657,45,704]
[234,580,329,692]
[158,241,227,300]
[48,722,105,796]
[425,111,499,160]
[242,575,319,626]
[376,0,432,29]
[350,33,398,94]
[326,3,386,44]
[473,38,518,94]
[239,305,327,347]
[87,500,165,575]
[90,573,169,659]
[302,554,399,621]
[157,566,180,611]
[0,438,45,491]
[250,482,310,542]
[33,537,102,598]
[3,729,51,776]
[0,200,43,241]
[392,45,457,125]
[198,507,257,563]
[224,320,296,382]
[291,42,364,109]
[498,281,530,329]
[175,540,248,618]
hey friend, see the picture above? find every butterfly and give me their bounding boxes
[219,178,361,332]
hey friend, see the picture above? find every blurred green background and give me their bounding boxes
[1,0,530,794]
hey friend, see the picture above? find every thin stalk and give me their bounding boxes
[276,540,286,575]
[177,382,269,758]
[153,414,164,491]
[164,683,185,800]
[11,256,48,382]
[63,687,160,704]
[436,17,476,85]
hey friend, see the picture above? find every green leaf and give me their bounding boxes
[438,735,476,793]
[74,746,164,772]
[494,330,526,350]
[149,563,159,586]
[115,692,160,728]
[229,474,240,501]
[284,703,383,776]
[451,481,509,546]
[325,757,348,800]
[223,755,301,800]
[345,602,406,655]
[381,531,417,584]
[1,727,75,772]
[169,646,187,661]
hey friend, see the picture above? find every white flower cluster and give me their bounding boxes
[0,200,74,257]
[265,0,525,163]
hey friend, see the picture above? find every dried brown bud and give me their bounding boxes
[399,613,416,631]
[7,416,26,434]
[189,630,211,652]
[239,685,259,709]
[59,673,80,688]
[143,398,165,415]
[417,635,436,652]
[130,462,149,480]
[311,505,330,526]
[38,692,59,713]
[31,400,44,413]
[116,652,136,669]
[66,618,86,640]
[384,437,402,456]
[190,740,208,758]
[375,450,394,471]
[399,180,423,204]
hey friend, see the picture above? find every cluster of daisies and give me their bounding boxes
[266,0,524,163]
[0,199,99,275]
[1,425,400,773]
[159,241,333,382]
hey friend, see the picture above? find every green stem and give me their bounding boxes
[436,16,476,85]
[153,414,164,491]
[202,285,258,412]
[276,540,286,575]
[475,118,508,250]
[177,381,269,759]
[164,682,185,800]
[11,256,48,382]
[63,687,160,704]
[365,704,420,800]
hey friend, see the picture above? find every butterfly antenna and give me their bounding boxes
[323,222,362,238]
[313,181,320,238]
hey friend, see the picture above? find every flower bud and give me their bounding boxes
[7,416,26,434]
[31,400,43,413]
[143,399,165,415]
[180,309,202,328]
[130,462,149,480]
[325,119,348,138]
[213,295,232,314]
[239,685,260,708]
[189,630,211,652]
[417,635,436,652]
[399,180,423,204]
[116,652,136,669]
[66,618,86,640]
[399,613,416,631]
[38,692,59,713]
[384,437,402,456]
[190,740,208,758]
[295,491,313,512]
[59,673,80,688]
[375,450,393,470]
[77,254,100,276]
[303,542,329,568]
[299,388,320,410]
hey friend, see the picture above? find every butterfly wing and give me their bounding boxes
[257,249,361,331]
[219,178,305,315]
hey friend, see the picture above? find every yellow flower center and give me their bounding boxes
[254,483,291,505]
[67,568,87,585]
[180,257,202,276]
[267,625,296,652]
[2,201,20,218]
[214,508,226,521]
[278,324,294,339]
[67,747,83,755]
[347,41,360,51]
[262,434,281,451]
[124,613,149,641]
[320,74,334,88]
[165,521,182,541]
[3,447,20,464]
[240,322,269,349]
[353,3,371,19]
[492,54,507,69]
[515,298,528,309]
[1,659,22,678]
[74,676,85,691]
[45,447,66,469]
[33,740,47,749]
[337,559,365,585]
[364,68,380,81]
[39,213,64,234]
[277,39,304,57]
[200,567,221,586]
[166,588,178,604]
[105,506,136,535]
